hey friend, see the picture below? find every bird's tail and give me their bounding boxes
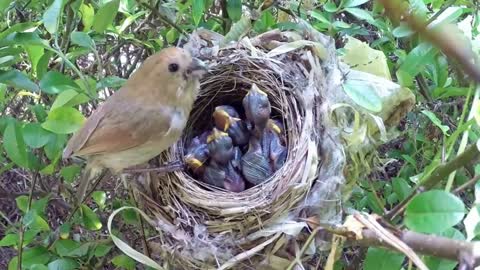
[76,163,104,204]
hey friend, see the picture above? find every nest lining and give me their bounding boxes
[134,30,333,268]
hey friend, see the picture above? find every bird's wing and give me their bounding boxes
[63,94,172,158]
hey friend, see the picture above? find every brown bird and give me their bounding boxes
[63,47,207,202]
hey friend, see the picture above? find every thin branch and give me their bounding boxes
[378,0,480,83]
[453,174,480,195]
[385,141,480,220]
[141,3,186,36]
[17,172,39,270]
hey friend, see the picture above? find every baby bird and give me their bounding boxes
[224,161,246,192]
[203,160,225,188]
[213,106,249,147]
[214,105,240,118]
[207,128,234,165]
[62,47,207,202]
[241,136,273,185]
[265,120,287,171]
[223,146,245,192]
[185,135,210,177]
[242,84,271,139]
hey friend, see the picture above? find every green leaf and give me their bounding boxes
[432,87,469,99]
[405,190,465,233]
[22,246,51,267]
[43,0,64,34]
[92,191,107,210]
[4,121,29,168]
[39,71,80,94]
[51,89,89,110]
[25,45,45,76]
[310,10,331,25]
[97,76,127,89]
[16,195,28,212]
[192,0,205,26]
[22,123,51,148]
[94,244,113,257]
[31,265,49,270]
[397,42,437,87]
[23,210,50,231]
[392,177,412,201]
[0,22,39,40]
[0,70,39,92]
[44,133,67,160]
[60,165,82,183]
[93,0,120,33]
[344,8,374,23]
[42,107,85,134]
[55,239,81,257]
[37,51,53,80]
[364,247,404,270]
[80,3,95,31]
[343,0,370,8]
[324,2,339,12]
[226,0,242,21]
[112,254,135,270]
[0,234,18,247]
[81,204,103,230]
[421,110,450,136]
[392,23,414,38]
[343,79,382,112]
[47,258,79,270]
[70,31,95,49]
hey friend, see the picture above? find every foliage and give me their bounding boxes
[0,0,479,269]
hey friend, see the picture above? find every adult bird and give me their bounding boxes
[62,47,208,202]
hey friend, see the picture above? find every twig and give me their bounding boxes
[126,179,151,259]
[286,227,321,270]
[378,0,480,83]
[141,3,186,36]
[453,174,480,195]
[17,172,39,270]
[385,141,480,220]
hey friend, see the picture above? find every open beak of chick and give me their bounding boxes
[213,108,250,147]
[242,84,272,137]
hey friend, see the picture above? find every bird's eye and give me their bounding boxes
[168,63,179,72]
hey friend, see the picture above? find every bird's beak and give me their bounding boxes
[189,57,208,77]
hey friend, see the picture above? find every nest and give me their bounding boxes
[131,22,347,269]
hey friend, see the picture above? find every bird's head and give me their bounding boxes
[128,47,208,104]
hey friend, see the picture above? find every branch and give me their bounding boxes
[377,0,480,83]
[385,142,480,220]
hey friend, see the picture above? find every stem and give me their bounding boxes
[17,172,39,270]
[385,141,480,220]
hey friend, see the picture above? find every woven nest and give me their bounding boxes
[133,22,346,269]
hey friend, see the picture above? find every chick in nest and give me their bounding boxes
[213,106,250,147]
[242,84,272,139]
[185,132,210,177]
[241,136,273,185]
[265,119,287,171]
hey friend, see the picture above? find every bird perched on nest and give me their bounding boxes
[62,47,208,203]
